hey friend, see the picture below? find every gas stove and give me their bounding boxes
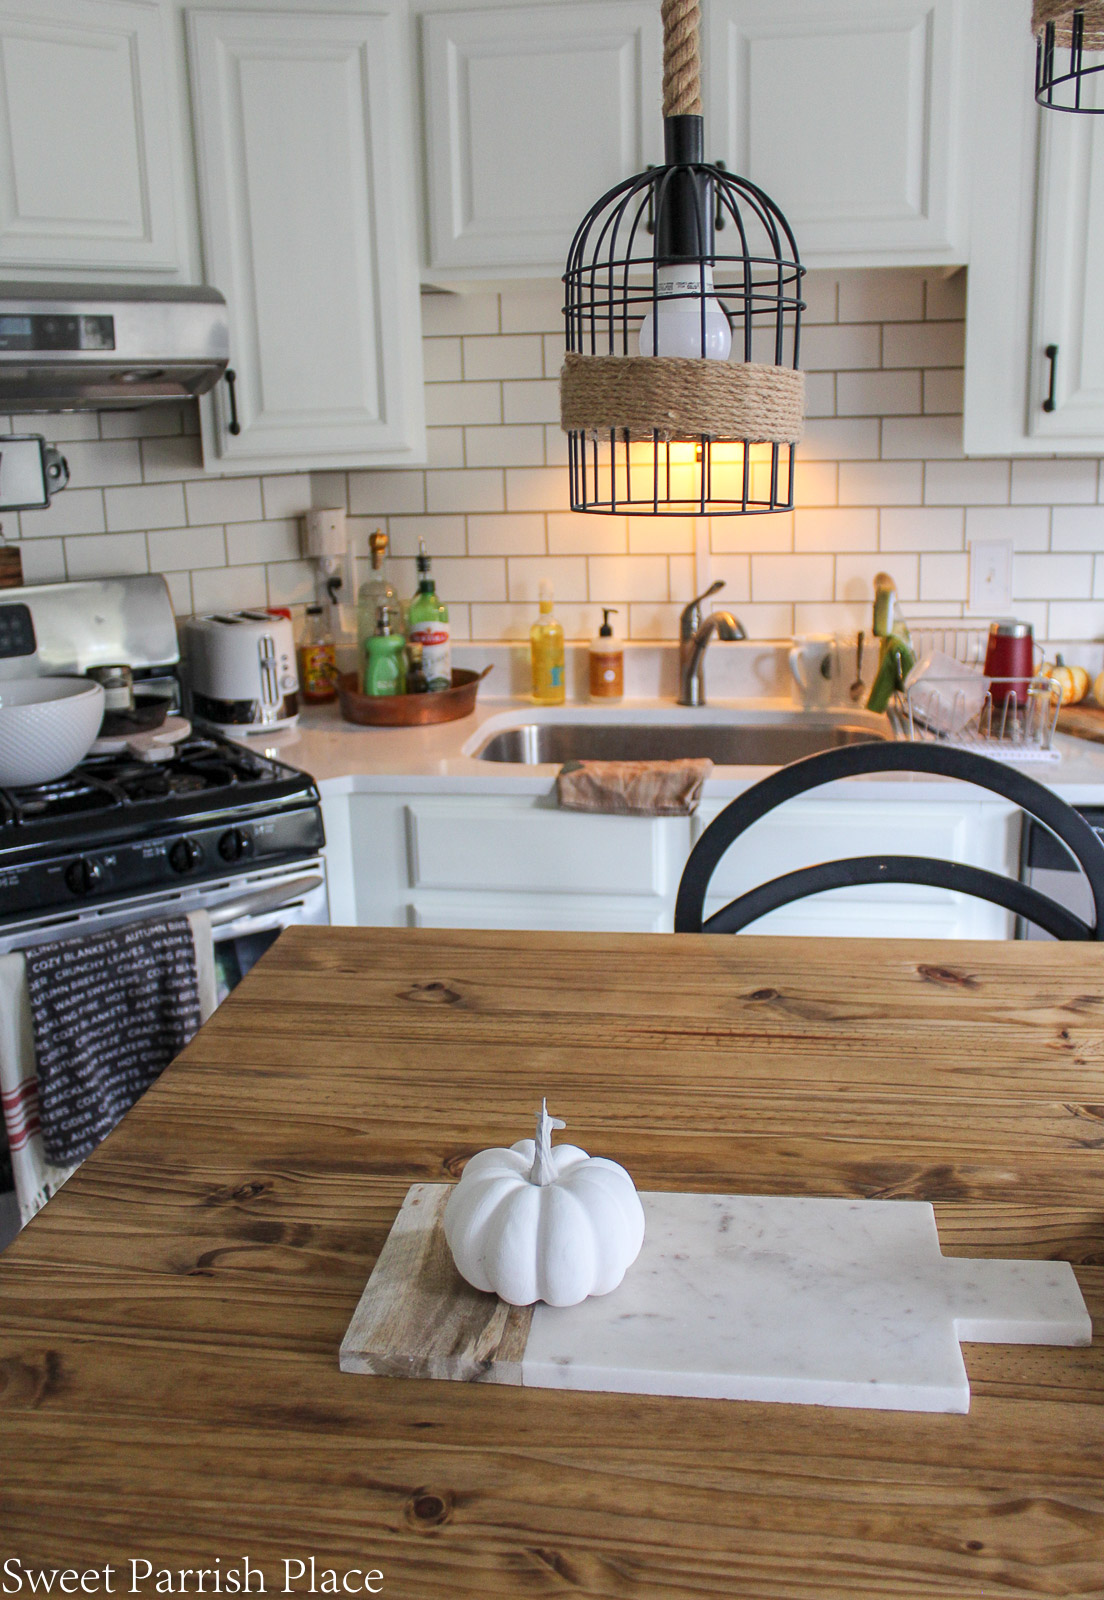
[0,730,322,922]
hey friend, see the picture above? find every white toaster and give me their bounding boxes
[183,610,299,732]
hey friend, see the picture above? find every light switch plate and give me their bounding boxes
[968,539,1013,616]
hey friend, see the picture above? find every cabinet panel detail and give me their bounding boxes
[0,0,177,270]
[707,0,963,261]
[423,2,662,270]
[1030,94,1104,440]
[407,801,667,896]
[188,7,424,469]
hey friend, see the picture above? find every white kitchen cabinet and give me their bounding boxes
[694,793,1019,938]
[421,0,663,274]
[339,786,1019,939]
[0,0,183,276]
[187,5,425,473]
[963,0,1104,454]
[703,0,968,267]
[347,792,681,930]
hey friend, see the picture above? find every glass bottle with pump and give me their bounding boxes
[357,530,400,690]
[530,580,565,705]
[297,603,337,704]
[406,539,451,692]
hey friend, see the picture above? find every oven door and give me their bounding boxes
[207,863,328,1000]
[0,858,329,995]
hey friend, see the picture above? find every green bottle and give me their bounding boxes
[406,539,451,692]
[362,603,407,696]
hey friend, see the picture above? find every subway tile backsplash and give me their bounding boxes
[5,267,1104,646]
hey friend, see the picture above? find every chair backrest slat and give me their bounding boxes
[675,743,1104,941]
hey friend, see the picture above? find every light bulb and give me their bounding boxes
[637,264,731,360]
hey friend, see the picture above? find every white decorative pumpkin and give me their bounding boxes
[444,1101,646,1307]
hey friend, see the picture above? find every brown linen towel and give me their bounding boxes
[556,758,713,816]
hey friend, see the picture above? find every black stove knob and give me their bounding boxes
[217,827,253,862]
[65,857,101,896]
[168,837,202,874]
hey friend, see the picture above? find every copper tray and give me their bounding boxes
[336,666,492,727]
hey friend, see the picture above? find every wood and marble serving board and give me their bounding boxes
[1057,703,1104,744]
[340,1183,1091,1414]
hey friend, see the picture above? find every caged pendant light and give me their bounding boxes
[1034,3,1104,111]
[560,0,805,516]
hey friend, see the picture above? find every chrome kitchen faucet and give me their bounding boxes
[678,580,747,707]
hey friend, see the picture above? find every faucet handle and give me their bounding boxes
[680,579,725,637]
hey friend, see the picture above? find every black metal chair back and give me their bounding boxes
[674,742,1104,941]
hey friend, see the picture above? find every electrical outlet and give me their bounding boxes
[968,539,1013,616]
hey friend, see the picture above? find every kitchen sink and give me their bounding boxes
[472,719,887,767]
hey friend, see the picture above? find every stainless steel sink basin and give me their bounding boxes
[472,720,887,766]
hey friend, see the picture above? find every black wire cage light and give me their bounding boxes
[560,0,805,516]
[1035,2,1104,111]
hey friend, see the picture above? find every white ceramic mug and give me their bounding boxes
[789,634,840,709]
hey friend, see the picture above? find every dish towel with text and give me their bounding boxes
[24,915,211,1168]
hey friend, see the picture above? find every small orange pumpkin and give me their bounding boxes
[1040,657,1090,706]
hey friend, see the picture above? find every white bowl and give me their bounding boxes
[0,676,106,787]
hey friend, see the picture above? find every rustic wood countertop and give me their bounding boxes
[2,926,1103,1597]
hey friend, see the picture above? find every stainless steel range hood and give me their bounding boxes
[0,283,229,410]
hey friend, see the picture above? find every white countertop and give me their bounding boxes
[235,689,1104,806]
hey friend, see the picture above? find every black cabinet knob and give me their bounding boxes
[168,837,202,874]
[64,857,101,896]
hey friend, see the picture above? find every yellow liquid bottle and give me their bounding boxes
[530,580,565,705]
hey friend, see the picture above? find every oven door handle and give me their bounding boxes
[208,874,324,928]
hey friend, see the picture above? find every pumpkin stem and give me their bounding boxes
[530,1098,566,1186]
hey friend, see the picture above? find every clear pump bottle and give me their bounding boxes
[530,580,565,705]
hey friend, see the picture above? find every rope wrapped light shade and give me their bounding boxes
[560,0,805,515]
[1034,2,1104,111]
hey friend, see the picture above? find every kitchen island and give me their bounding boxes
[1,925,1101,1596]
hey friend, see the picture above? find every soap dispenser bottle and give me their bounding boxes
[363,603,407,696]
[589,607,623,701]
[530,580,565,705]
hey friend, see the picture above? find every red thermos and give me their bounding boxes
[983,619,1035,707]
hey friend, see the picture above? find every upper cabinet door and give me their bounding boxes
[423,1,663,273]
[1029,99,1104,442]
[0,0,179,274]
[704,0,967,266]
[188,7,425,473]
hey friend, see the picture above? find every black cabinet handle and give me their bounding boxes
[225,367,241,435]
[1043,344,1058,413]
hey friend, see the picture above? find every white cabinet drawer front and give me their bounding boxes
[706,0,963,261]
[0,0,178,271]
[408,801,668,895]
[693,798,1010,906]
[412,897,668,933]
[423,1,662,270]
[189,8,424,469]
[703,896,1008,939]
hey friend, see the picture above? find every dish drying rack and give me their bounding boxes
[888,622,1062,763]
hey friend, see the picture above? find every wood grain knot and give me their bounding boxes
[746,988,780,1002]
[917,964,980,990]
[406,1490,453,1528]
[399,981,463,1006]
[0,1350,62,1407]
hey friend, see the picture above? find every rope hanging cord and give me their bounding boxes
[662,0,701,117]
[1033,2,1104,47]
[561,352,805,445]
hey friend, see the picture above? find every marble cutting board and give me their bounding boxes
[339,1184,1091,1414]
